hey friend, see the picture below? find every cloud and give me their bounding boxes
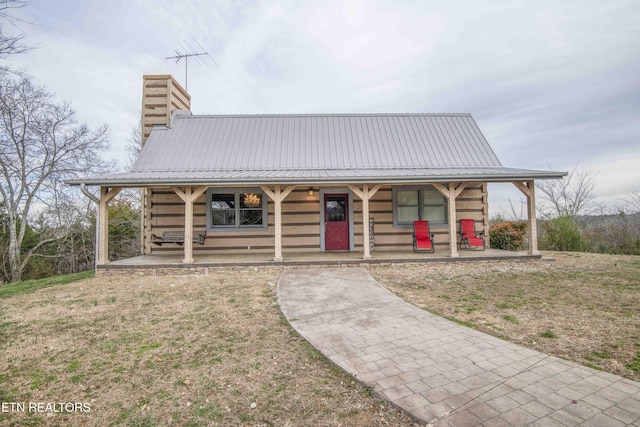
[8,0,640,211]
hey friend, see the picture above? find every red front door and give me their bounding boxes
[324,194,349,251]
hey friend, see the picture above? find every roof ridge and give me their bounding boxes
[179,112,473,119]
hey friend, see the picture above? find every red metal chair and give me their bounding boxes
[413,220,435,252]
[458,219,485,250]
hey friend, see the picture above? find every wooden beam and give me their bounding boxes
[433,182,466,199]
[454,183,467,198]
[347,184,363,200]
[183,186,194,263]
[432,183,448,199]
[260,186,275,201]
[369,184,383,199]
[274,186,283,262]
[102,186,122,204]
[170,185,207,264]
[98,187,109,266]
[433,182,461,257]
[513,181,539,255]
[190,186,208,202]
[281,185,296,200]
[97,186,122,265]
[362,185,371,259]
[261,185,295,262]
[513,181,532,198]
[528,181,539,255]
[347,184,381,260]
[171,186,187,202]
[447,182,459,258]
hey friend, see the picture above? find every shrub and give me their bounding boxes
[539,215,590,252]
[489,221,527,251]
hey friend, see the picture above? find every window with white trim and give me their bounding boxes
[206,188,268,231]
[393,186,447,227]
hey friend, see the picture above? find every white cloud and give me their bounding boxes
[6,0,640,211]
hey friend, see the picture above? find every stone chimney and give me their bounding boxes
[141,75,191,145]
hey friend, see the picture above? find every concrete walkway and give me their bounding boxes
[278,268,640,426]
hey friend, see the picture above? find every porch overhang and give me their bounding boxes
[67,169,565,267]
[65,167,566,188]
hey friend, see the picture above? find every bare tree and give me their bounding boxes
[126,120,142,169]
[537,168,598,218]
[0,0,33,66]
[625,189,640,214]
[497,197,527,221]
[0,71,110,282]
[48,185,96,274]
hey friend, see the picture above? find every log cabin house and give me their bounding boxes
[68,75,565,268]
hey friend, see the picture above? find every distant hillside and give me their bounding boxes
[577,212,640,226]
[575,212,640,254]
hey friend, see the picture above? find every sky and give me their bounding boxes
[7,0,640,217]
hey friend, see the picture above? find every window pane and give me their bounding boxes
[209,190,265,229]
[326,197,346,222]
[240,193,262,208]
[211,209,235,226]
[423,188,443,205]
[239,209,263,226]
[212,193,234,209]
[239,193,263,226]
[423,205,446,223]
[211,193,235,226]
[422,187,446,223]
[398,206,419,223]
[398,190,419,206]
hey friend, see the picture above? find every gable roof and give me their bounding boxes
[69,113,565,186]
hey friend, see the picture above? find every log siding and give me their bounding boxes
[147,184,488,255]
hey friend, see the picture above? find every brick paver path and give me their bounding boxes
[278,268,640,426]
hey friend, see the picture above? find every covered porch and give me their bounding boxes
[92,181,541,268]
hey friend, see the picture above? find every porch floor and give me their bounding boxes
[103,248,543,269]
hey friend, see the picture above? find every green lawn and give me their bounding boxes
[0,271,94,299]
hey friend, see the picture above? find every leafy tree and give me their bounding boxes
[539,215,590,252]
[0,71,110,282]
[108,198,140,261]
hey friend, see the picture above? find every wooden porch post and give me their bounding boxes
[172,186,207,264]
[261,185,296,262]
[97,186,122,265]
[513,180,539,255]
[348,184,382,260]
[433,182,466,258]
[446,183,459,258]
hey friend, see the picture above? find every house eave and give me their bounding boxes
[66,170,567,188]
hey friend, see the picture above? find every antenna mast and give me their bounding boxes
[166,39,217,90]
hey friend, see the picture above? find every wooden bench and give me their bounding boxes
[151,231,206,246]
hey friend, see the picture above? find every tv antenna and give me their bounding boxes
[166,38,218,90]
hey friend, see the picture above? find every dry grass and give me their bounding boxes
[2,252,638,426]
[0,269,415,426]
[370,251,640,382]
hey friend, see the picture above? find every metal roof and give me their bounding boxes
[68,113,566,186]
